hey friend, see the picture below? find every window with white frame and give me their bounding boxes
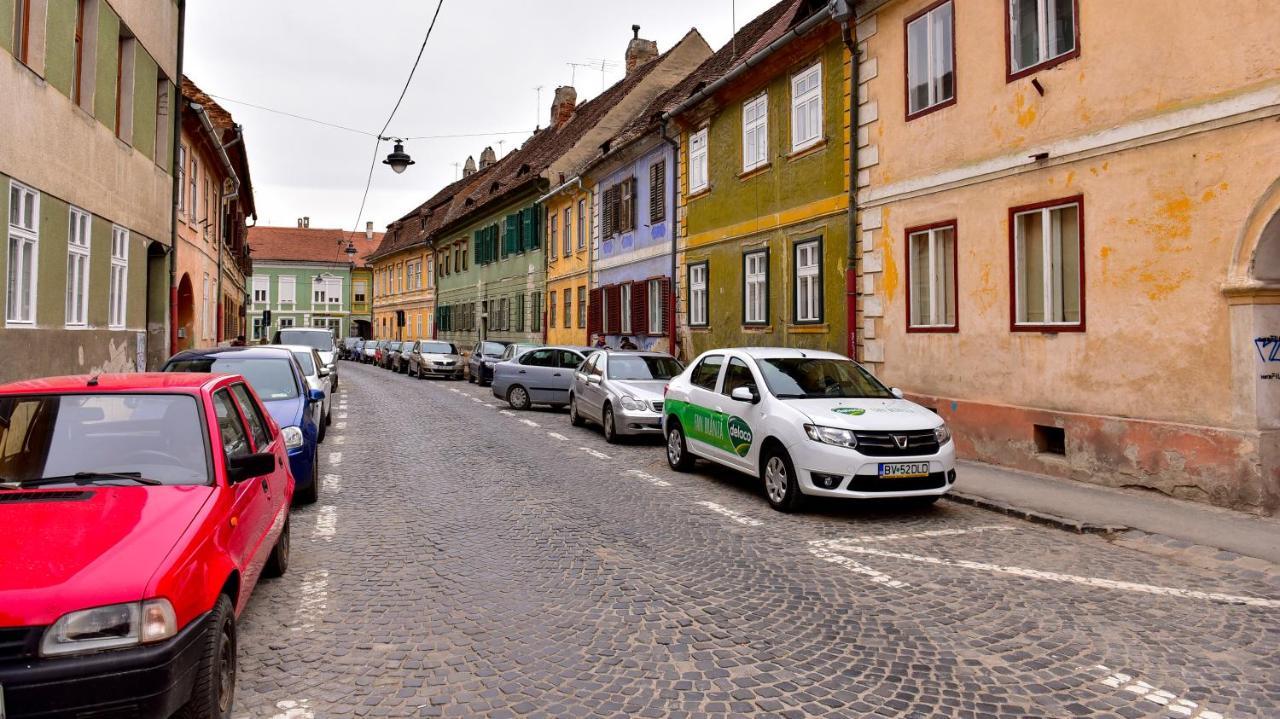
[108,226,129,328]
[742,93,769,172]
[907,1,955,116]
[791,63,823,151]
[907,224,956,329]
[313,276,341,305]
[1009,0,1077,75]
[743,250,768,324]
[563,207,572,257]
[1013,199,1082,328]
[647,278,662,335]
[278,275,296,305]
[66,207,91,327]
[252,276,269,304]
[576,199,586,250]
[279,317,295,328]
[688,262,708,327]
[794,239,821,323]
[177,146,186,214]
[689,128,709,193]
[252,316,263,340]
[353,280,367,303]
[189,156,198,222]
[620,283,632,333]
[6,182,39,325]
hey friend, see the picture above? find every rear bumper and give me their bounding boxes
[0,612,209,718]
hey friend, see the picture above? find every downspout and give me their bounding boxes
[835,0,860,360]
[190,103,240,344]
[659,118,680,360]
[168,0,186,357]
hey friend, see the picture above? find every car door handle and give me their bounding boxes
[553,373,562,377]
[518,370,527,374]
[261,478,270,494]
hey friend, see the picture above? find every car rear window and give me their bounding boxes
[0,394,210,486]
[166,357,300,401]
[608,355,683,380]
[291,351,317,374]
[480,342,507,356]
[277,330,333,351]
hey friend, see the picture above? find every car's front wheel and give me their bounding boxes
[177,594,235,719]
[508,385,531,410]
[666,421,694,472]
[763,448,804,513]
[262,518,290,578]
[602,404,619,444]
[569,396,584,426]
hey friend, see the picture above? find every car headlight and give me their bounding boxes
[619,395,644,411]
[934,423,951,445]
[804,424,858,449]
[282,425,304,449]
[41,599,176,656]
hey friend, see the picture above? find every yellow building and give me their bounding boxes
[852,0,1280,514]
[541,181,592,346]
[368,216,434,342]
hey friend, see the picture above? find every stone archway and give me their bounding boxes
[176,273,195,352]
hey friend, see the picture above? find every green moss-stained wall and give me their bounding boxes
[37,195,70,327]
[89,216,112,326]
[44,0,78,97]
[127,232,148,328]
[156,77,176,167]
[94,4,121,133]
[132,48,158,159]
[0,0,13,53]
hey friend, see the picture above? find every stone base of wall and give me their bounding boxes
[0,328,150,384]
[909,392,1279,517]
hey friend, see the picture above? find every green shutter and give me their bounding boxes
[503,214,517,255]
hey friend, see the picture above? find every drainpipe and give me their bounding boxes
[168,0,186,357]
[190,102,240,345]
[659,118,680,360]
[834,0,860,360]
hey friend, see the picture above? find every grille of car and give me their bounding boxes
[0,626,42,660]
[848,474,947,492]
[649,401,664,413]
[0,490,93,503]
[852,430,940,457]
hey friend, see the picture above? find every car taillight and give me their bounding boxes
[663,384,669,397]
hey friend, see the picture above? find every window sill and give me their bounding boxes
[1011,323,1085,334]
[906,97,956,122]
[737,163,772,182]
[787,323,828,334]
[1007,49,1081,83]
[742,324,772,333]
[687,187,711,202]
[687,325,711,332]
[4,322,36,329]
[786,139,828,162]
[906,325,958,334]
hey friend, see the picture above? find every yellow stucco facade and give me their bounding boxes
[854,0,1280,514]
[544,184,592,346]
[371,243,435,342]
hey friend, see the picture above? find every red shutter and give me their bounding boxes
[632,280,648,337]
[606,285,622,335]
[588,288,602,336]
[659,276,672,333]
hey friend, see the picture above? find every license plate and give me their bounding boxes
[878,462,930,479]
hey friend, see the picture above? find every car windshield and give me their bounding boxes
[419,342,456,354]
[608,355,683,381]
[757,357,895,400]
[277,330,333,351]
[291,351,317,374]
[166,357,300,401]
[0,394,209,486]
[480,342,506,356]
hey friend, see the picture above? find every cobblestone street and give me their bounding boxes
[232,363,1280,719]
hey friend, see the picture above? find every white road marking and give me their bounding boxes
[499,410,517,417]
[322,474,342,493]
[697,501,763,526]
[547,432,569,441]
[336,422,347,430]
[337,413,348,420]
[269,699,315,719]
[1093,666,1225,718]
[808,545,911,589]
[471,397,484,403]
[622,469,671,487]
[579,447,611,460]
[835,526,1017,543]
[483,404,496,408]
[291,569,329,631]
[328,452,343,466]
[817,541,1280,608]
[313,506,337,540]
[519,419,540,428]
[330,435,345,445]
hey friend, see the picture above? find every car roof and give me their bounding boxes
[600,349,674,357]
[276,327,331,335]
[169,346,297,361]
[720,347,848,361]
[0,372,227,394]
[272,344,321,354]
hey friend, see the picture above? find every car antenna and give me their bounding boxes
[87,372,101,387]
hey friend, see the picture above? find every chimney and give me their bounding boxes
[297,218,303,228]
[479,147,497,169]
[463,155,477,177]
[366,221,373,240]
[551,86,577,129]
[625,25,658,75]
[303,216,311,229]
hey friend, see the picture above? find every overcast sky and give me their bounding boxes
[185,0,778,234]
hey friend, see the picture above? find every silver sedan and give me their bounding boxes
[569,351,684,443]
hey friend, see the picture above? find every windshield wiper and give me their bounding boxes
[0,472,163,490]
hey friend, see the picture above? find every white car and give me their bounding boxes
[662,347,955,511]
[275,344,333,442]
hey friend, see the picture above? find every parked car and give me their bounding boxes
[407,340,464,379]
[498,342,541,363]
[373,340,392,367]
[492,346,597,410]
[0,372,292,718]
[363,339,381,364]
[389,342,415,374]
[341,336,360,360]
[380,341,404,370]
[276,344,333,441]
[165,346,323,504]
[662,347,956,512]
[273,328,339,391]
[570,350,684,442]
[466,341,511,386]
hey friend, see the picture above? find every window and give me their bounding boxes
[649,161,666,224]
[576,199,586,250]
[791,63,823,150]
[557,349,584,369]
[189,157,198,222]
[230,384,271,450]
[690,355,724,391]
[1011,197,1083,330]
[721,357,757,397]
[794,239,822,324]
[549,291,557,329]
[604,179,636,237]
[742,93,769,172]
[689,128,709,193]
[66,208,91,327]
[563,288,572,328]
[578,286,587,328]
[620,283,632,333]
[531,291,543,332]
[688,262,708,327]
[563,207,572,257]
[13,0,31,65]
[73,0,87,105]
[108,226,129,328]
[313,276,340,305]
[353,280,367,303]
[278,275,296,305]
[251,316,264,340]
[115,33,136,142]
[7,182,39,325]
[177,146,186,213]
[550,214,558,258]
[279,317,294,328]
[906,1,955,117]
[212,390,252,462]
[647,279,662,335]
[743,249,768,325]
[252,276,269,304]
[907,223,957,330]
[1008,0,1078,79]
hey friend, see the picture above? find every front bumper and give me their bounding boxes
[789,438,958,499]
[420,364,461,378]
[615,407,664,435]
[0,612,209,718]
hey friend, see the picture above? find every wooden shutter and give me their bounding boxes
[659,277,672,333]
[587,288,602,335]
[649,162,665,224]
[631,281,648,336]
[606,285,622,334]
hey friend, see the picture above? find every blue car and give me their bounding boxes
[164,346,323,505]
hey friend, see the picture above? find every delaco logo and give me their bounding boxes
[833,407,866,416]
[727,416,753,457]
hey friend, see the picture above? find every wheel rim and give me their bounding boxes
[569,399,578,422]
[216,623,236,713]
[278,521,290,567]
[667,428,682,465]
[512,387,528,408]
[765,456,789,504]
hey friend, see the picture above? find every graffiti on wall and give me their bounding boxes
[1257,335,1280,380]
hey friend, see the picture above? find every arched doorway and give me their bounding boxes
[352,319,371,339]
[177,273,195,352]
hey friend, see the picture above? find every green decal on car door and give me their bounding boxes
[666,400,753,457]
[726,416,753,457]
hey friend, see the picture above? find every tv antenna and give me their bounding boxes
[534,86,543,129]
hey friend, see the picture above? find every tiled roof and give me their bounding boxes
[181,76,257,218]
[181,77,235,130]
[248,225,384,266]
[367,167,497,261]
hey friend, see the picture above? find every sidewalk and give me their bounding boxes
[947,460,1280,565]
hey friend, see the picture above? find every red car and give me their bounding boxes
[0,373,293,718]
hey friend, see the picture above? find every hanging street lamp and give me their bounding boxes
[382,138,415,174]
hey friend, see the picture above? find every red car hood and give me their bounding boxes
[0,485,214,626]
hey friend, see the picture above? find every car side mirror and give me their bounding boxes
[309,388,325,402]
[731,386,760,404]
[587,375,602,385]
[318,367,330,378]
[891,387,905,399]
[228,452,275,484]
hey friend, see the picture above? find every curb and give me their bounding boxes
[943,491,1128,535]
